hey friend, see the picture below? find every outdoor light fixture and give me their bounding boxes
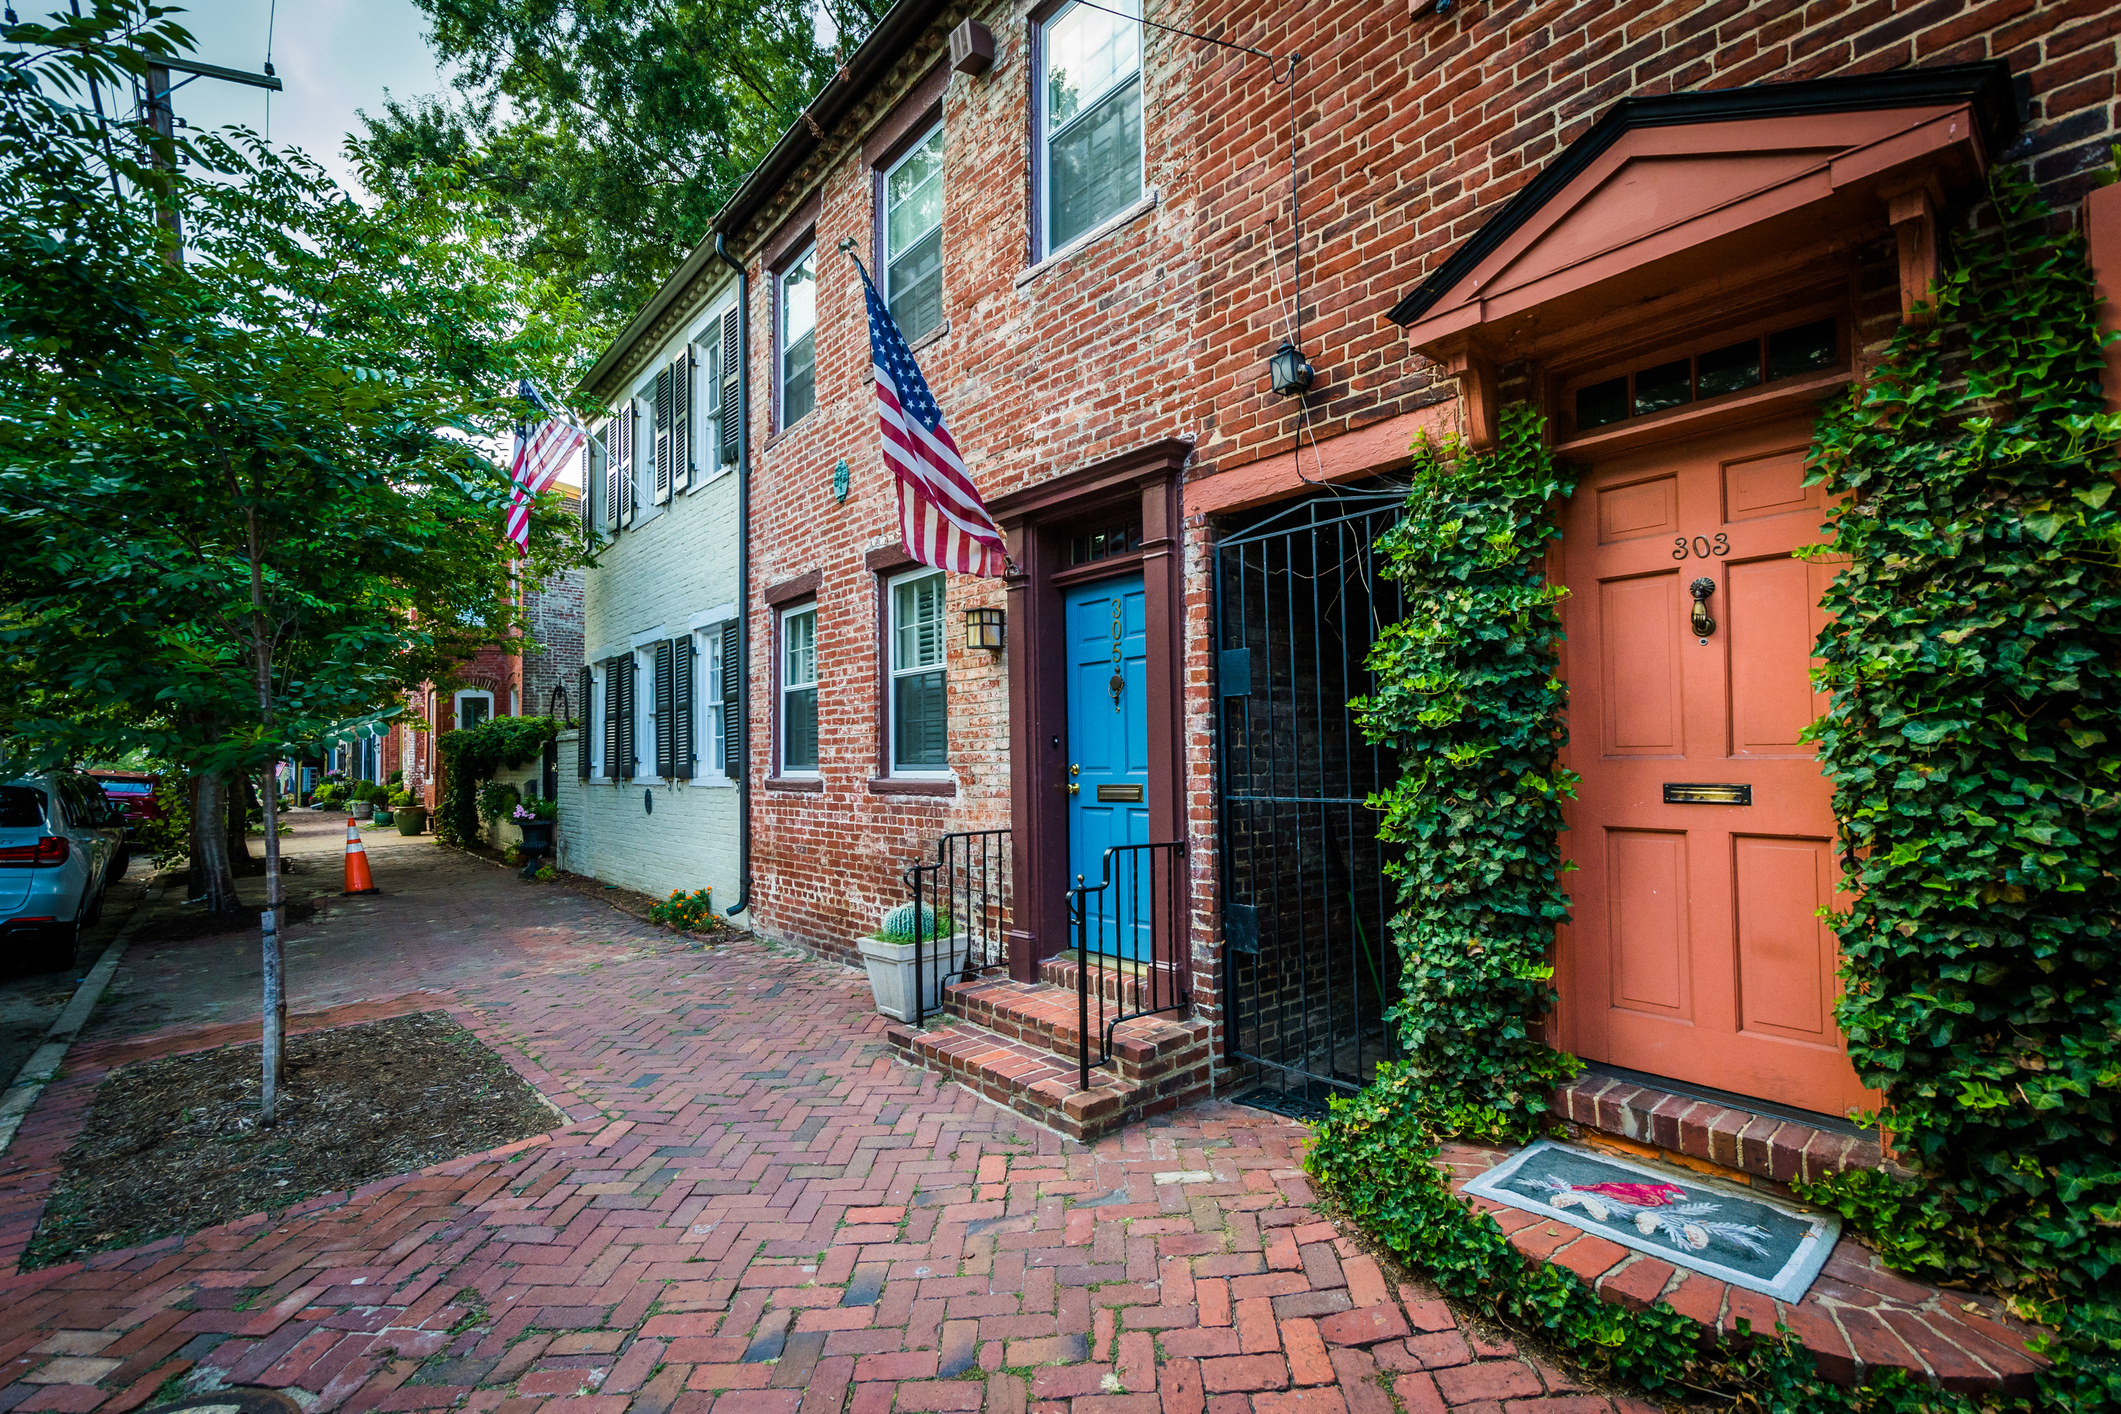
[1269,341,1314,397]
[965,606,1005,651]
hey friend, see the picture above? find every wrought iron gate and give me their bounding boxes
[1214,488,1407,1113]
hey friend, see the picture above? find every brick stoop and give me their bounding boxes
[1551,1072,1892,1191]
[1434,1142,2051,1394]
[884,974,1210,1141]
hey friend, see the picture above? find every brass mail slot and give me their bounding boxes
[1663,782,1753,806]
[1096,784,1145,803]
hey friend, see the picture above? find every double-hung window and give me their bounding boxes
[779,247,817,428]
[706,304,740,474]
[883,125,945,343]
[780,605,818,774]
[704,630,726,776]
[888,570,947,773]
[1039,0,1143,254]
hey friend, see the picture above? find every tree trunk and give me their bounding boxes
[258,763,285,1121]
[189,769,240,912]
[227,771,254,867]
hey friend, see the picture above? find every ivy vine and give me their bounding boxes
[434,714,559,846]
[1793,165,2121,1387]
[1354,404,1581,1141]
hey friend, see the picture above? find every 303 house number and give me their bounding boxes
[1672,533,1730,560]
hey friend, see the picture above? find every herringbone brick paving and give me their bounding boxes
[0,845,1644,1414]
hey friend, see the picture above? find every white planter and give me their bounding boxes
[351,801,375,821]
[858,933,971,1022]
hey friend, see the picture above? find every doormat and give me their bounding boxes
[1461,1140,1840,1302]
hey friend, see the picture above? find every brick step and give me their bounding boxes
[886,982,1212,1141]
[1035,951,1171,1014]
[942,974,1197,1084]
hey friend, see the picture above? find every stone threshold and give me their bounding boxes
[1435,1141,2049,1394]
[1551,1070,1890,1193]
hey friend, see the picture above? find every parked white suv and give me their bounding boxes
[0,772,125,972]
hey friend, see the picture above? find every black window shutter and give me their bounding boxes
[718,310,741,467]
[578,666,593,778]
[603,412,621,532]
[674,350,694,493]
[603,660,621,778]
[672,636,695,779]
[721,620,741,780]
[578,441,595,546]
[621,656,639,778]
[654,638,675,777]
[653,366,672,504]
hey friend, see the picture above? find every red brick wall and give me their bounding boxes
[724,0,2111,1031]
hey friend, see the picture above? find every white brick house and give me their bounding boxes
[557,253,747,920]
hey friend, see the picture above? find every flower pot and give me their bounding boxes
[857,933,971,1023]
[518,819,555,853]
[394,806,428,835]
[351,801,375,821]
[373,810,394,826]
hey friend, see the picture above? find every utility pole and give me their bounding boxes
[136,53,282,256]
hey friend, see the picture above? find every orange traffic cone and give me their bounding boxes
[342,815,379,895]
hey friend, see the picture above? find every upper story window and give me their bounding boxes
[455,690,493,732]
[779,246,817,428]
[889,569,948,773]
[780,604,819,774]
[706,304,741,474]
[884,125,945,343]
[1040,0,1142,254]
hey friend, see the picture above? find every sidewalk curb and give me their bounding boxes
[0,878,162,1157]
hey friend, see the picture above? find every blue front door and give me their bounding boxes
[1065,574,1149,958]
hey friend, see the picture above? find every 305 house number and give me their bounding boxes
[1672,533,1730,560]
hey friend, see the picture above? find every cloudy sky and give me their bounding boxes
[161,0,448,193]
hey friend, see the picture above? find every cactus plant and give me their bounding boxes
[877,903,953,942]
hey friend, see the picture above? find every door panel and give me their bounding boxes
[1066,575,1149,957]
[1608,830,1690,1017]
[1601,575,1684,754]
[1560,415,1871,1117]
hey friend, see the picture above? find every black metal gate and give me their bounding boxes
[1214,488,1406,1114]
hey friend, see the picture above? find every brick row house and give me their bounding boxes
[566,0,2118,1171]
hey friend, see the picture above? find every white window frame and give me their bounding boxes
[881,122,945,344]
[701,628,727,777]
[635,646,658,776]
[886,568,950,777]
[777,245,818,431]
[779,602,819,777]
[1036,0,1146,260]
[453,689,494,732]
[587,665,606,779]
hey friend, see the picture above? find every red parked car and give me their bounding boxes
[90,772,162,840]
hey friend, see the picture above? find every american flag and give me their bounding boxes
[505,379,588,556]
[859,259,1007,578]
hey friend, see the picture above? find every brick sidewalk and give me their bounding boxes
[0,847,1643,1414]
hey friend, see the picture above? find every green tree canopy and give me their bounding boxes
[358,0,887,326]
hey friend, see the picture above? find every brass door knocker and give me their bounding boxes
[1689,577,1717,640]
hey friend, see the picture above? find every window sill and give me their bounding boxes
[765,775,824,793]
[1016,190,1160,289]
[907,319,950,354]
[762,414,814,453]
[868,776,956,797]
[686,466,736,492]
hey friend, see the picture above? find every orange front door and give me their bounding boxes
[1558,415,1871,1117]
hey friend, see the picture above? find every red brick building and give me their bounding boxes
[645,0,2117,1143]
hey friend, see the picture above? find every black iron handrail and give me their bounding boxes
[902,828,1011,1027]
[1068,839,1188,1088]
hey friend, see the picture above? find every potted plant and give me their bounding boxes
[389,788,427,835]
[512,797,558,877]
[858,903,970,1023]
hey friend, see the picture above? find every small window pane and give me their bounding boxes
[1633,358,1692,417]
[459,696,490,731]
[1050,76,1142,249]
[894,672,947,769]
[781,251,817,424]
[1767,319,1837,380]
[1576,377,1628,430]
[783,608,817,773]
[784,688,818,771]
[1046,0,1139,127]
[784,610,816,690]
[889,228,944,344]
[1697,339,1763,398]
[894,574,946,672]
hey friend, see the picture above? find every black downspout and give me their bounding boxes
[713,232,752,919]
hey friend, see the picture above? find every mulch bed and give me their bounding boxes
[22,1011,560,1270]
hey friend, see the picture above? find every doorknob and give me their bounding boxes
[1689,577,1717,640]
[1068,764,1080,796]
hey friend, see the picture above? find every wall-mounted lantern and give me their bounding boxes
[965,605,1005,651]
[1269,340,1314,397]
